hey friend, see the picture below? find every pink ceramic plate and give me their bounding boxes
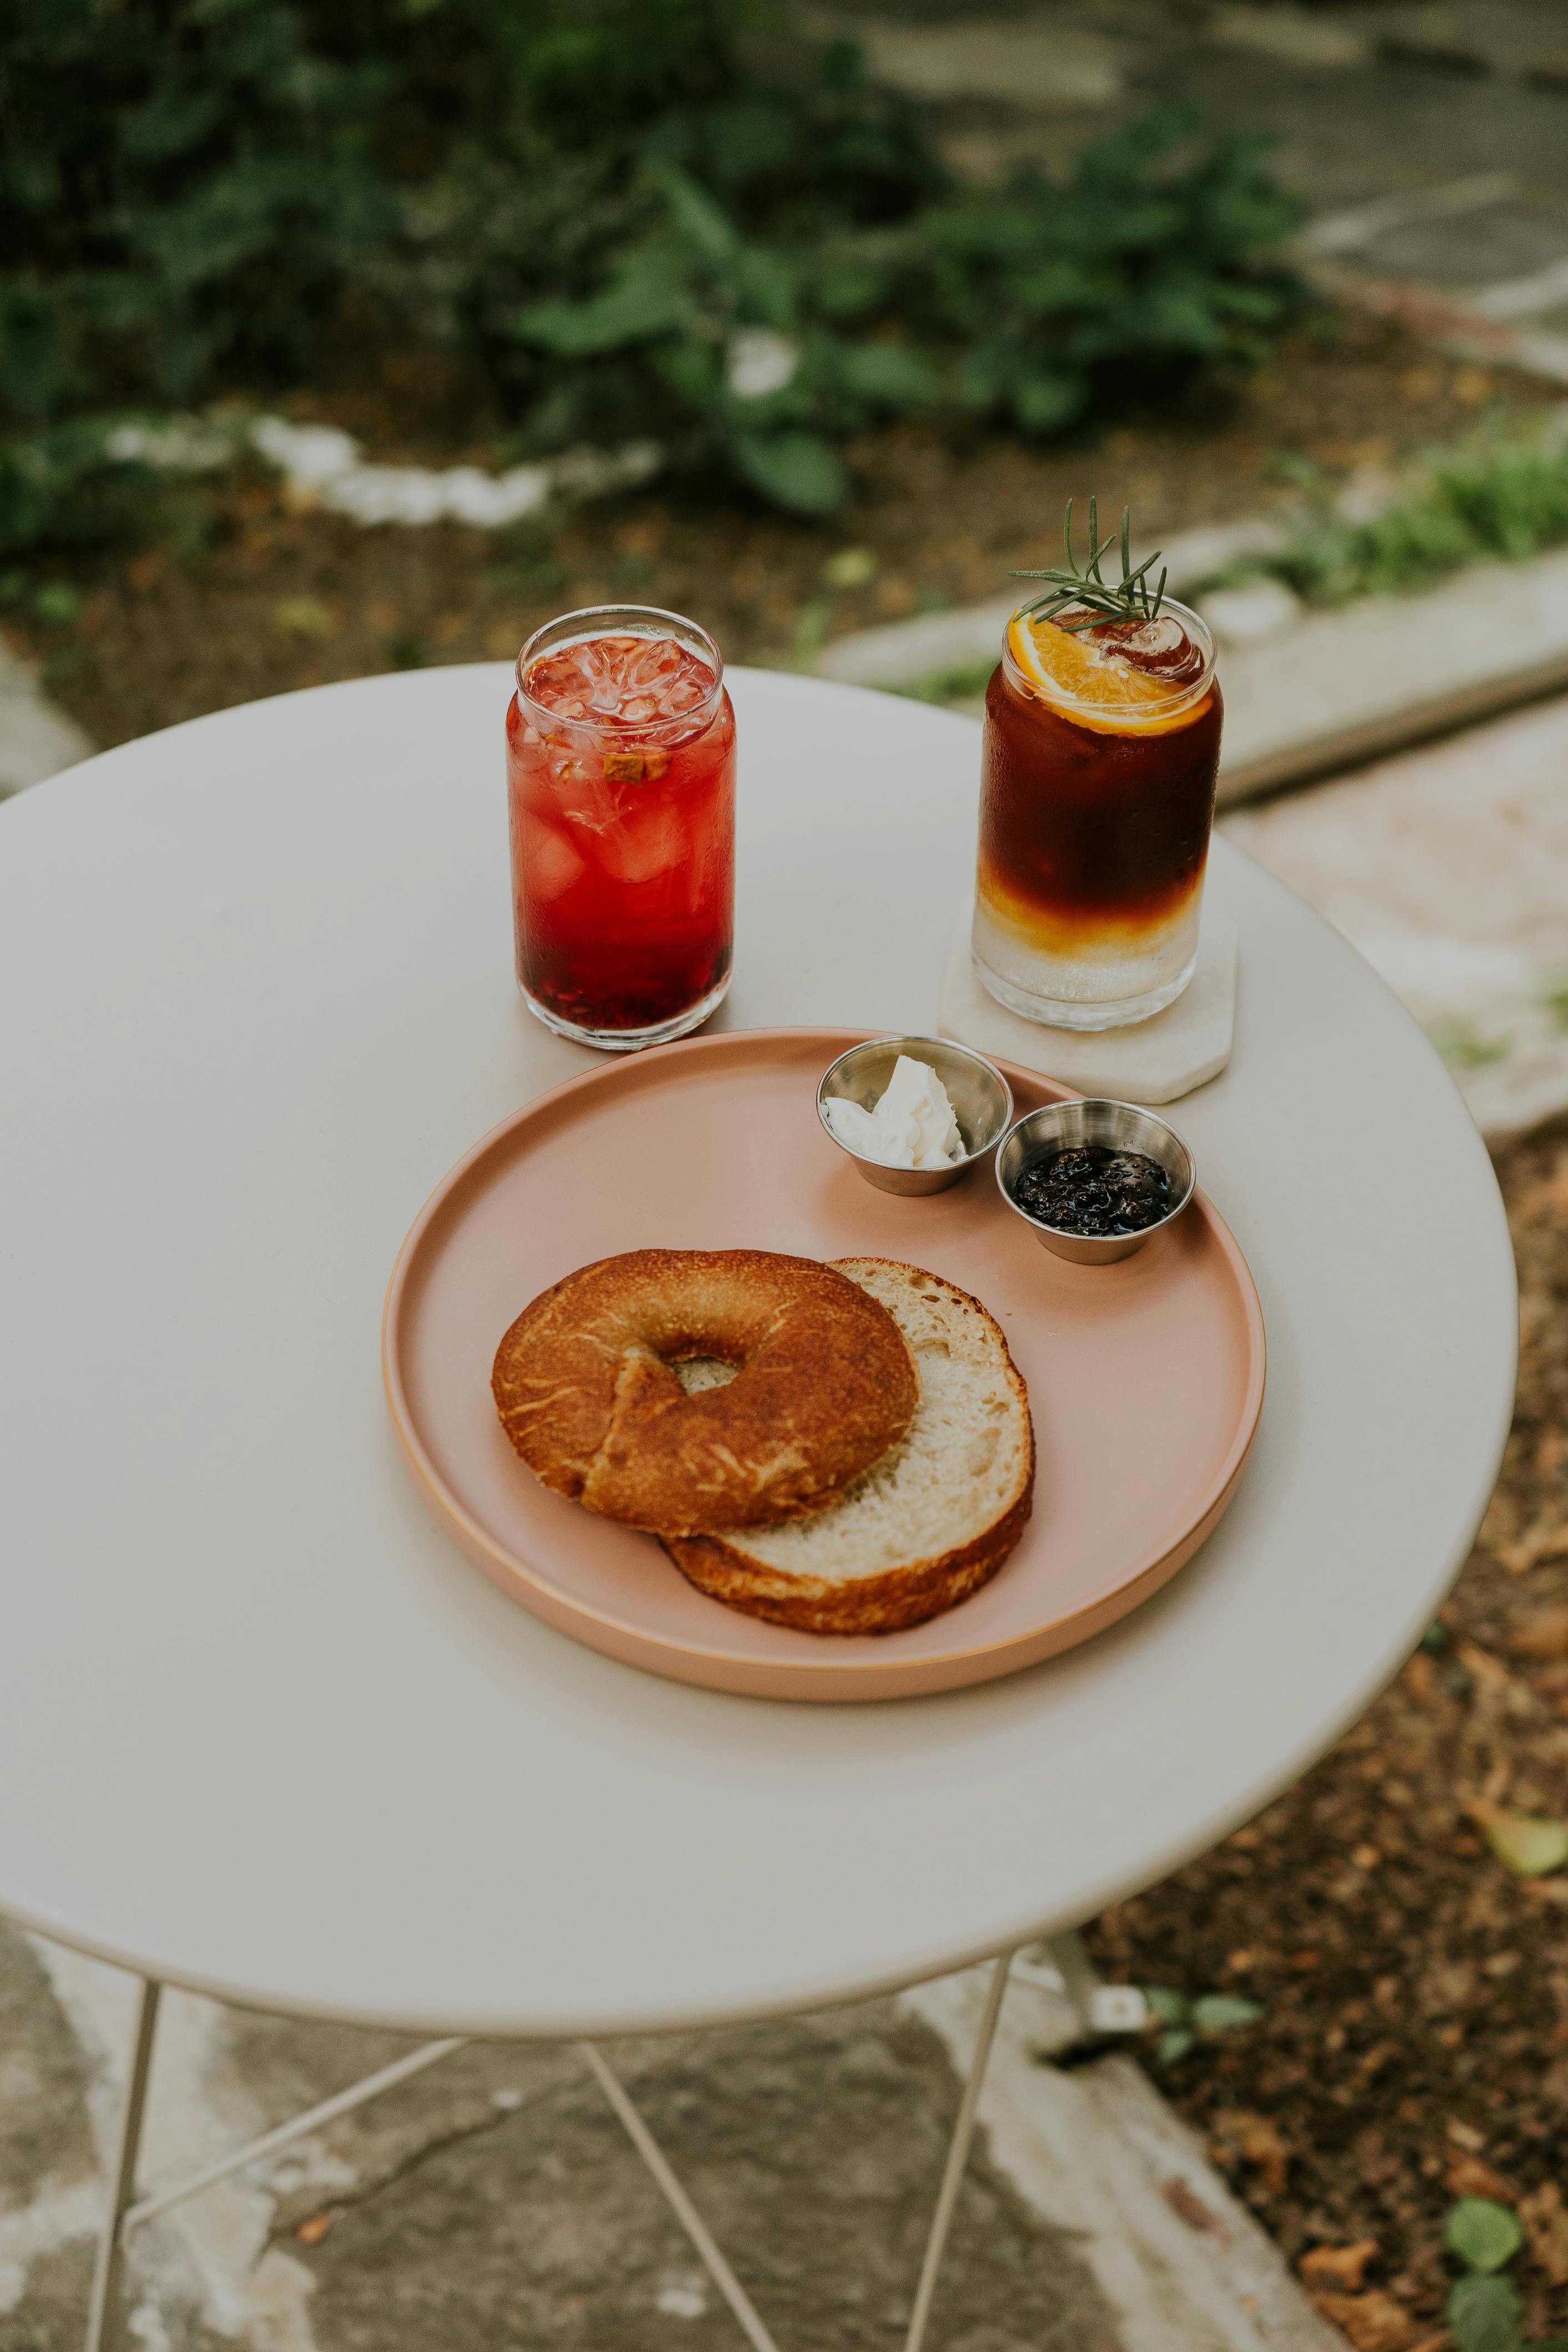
[383,1027,1265,1702]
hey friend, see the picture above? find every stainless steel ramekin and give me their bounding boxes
[817,1036,1014,1197]
[996,1098,1195,1263]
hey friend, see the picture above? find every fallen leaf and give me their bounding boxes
[1509,1605,1568,1659]
[1521,2180,1568,2287]
[1312,2287,1424,2350]
[272,595,336,639]
[1404,1653,1438,1702]
[1301,2240,1379,2293]
[1447,2120,1487,2154]
[1456,1641,1511,1693]
[1211,2107,1291,2195]
[1498,1517,1568,1575]
[296,2210,334,2244]
[1162,2176,1227,2237]
[1468,1801,1568,1878]
[1446,2154,1514,2201]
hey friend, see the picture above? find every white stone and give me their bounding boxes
[655,2284,709,2319]
[249,416,360,491]
[441,464,551,526]
[547,439,663,499]
[940,907,1238,1104]
[726,329,801,400]
[1089,1986,1150,2032]
[245,414,657,527]
[320,464,450,525]
[104,419,233,472]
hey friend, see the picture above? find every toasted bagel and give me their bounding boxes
[492,1247,918,1537]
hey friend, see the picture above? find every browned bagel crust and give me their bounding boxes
[660,1490,1031,1637]
[491,1248,918,1536]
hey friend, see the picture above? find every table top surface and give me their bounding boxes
[0,663,1515,2039]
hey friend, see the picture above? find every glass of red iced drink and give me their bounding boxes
[507,606,735,1050]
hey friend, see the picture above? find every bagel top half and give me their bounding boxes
[492,1248,918,1536]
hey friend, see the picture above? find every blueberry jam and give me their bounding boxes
[1011,1143,1174,1237]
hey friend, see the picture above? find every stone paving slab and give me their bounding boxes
[1211,548,1568,802]
[819,537,1568,811]
[0,636,91,802]
[0,1922,1116,2352]
[812,0,1568,216]
[0,1920,1347,2352]
[1221,691,1568,1139]
[813,515,1298,699]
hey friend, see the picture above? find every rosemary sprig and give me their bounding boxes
[1011,498,1167,632]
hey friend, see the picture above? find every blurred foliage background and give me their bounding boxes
[0,0,1305,554]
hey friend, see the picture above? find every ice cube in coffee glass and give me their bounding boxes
[507,605,735,1051]
[971,600,1221,1030]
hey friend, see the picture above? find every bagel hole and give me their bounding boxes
[671,1356,739,1395]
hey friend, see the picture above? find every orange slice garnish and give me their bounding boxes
[1006,610,1206,736]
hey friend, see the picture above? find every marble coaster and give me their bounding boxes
[939,904,1238,1104]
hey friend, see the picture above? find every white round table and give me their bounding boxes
[0,661,1515,2032]
[0,664,1516,2352]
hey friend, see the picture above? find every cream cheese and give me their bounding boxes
[824,1055,965,1169]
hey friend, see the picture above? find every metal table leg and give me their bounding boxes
[903,1950,1015,2352]
[83,1979,160,2352]
[82,1948,1026,2352]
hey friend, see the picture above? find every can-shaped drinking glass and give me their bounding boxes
[972,599,1221,1029]
[507,605,735,1051]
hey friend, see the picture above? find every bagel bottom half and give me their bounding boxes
[662,1258,1034,1635]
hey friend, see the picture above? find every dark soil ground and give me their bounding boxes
[11,313,1560,757]
[1088,1116,1568,2352]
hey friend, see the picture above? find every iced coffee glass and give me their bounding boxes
[972,599,1221,1029]
[507,605,735,1050]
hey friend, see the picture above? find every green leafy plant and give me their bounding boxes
[1201,424,1568,612]
[1142,1984,1263,2068]
[1443,2195,1568,2352]
[0,0,1305,554]
[903,109,1302,439]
